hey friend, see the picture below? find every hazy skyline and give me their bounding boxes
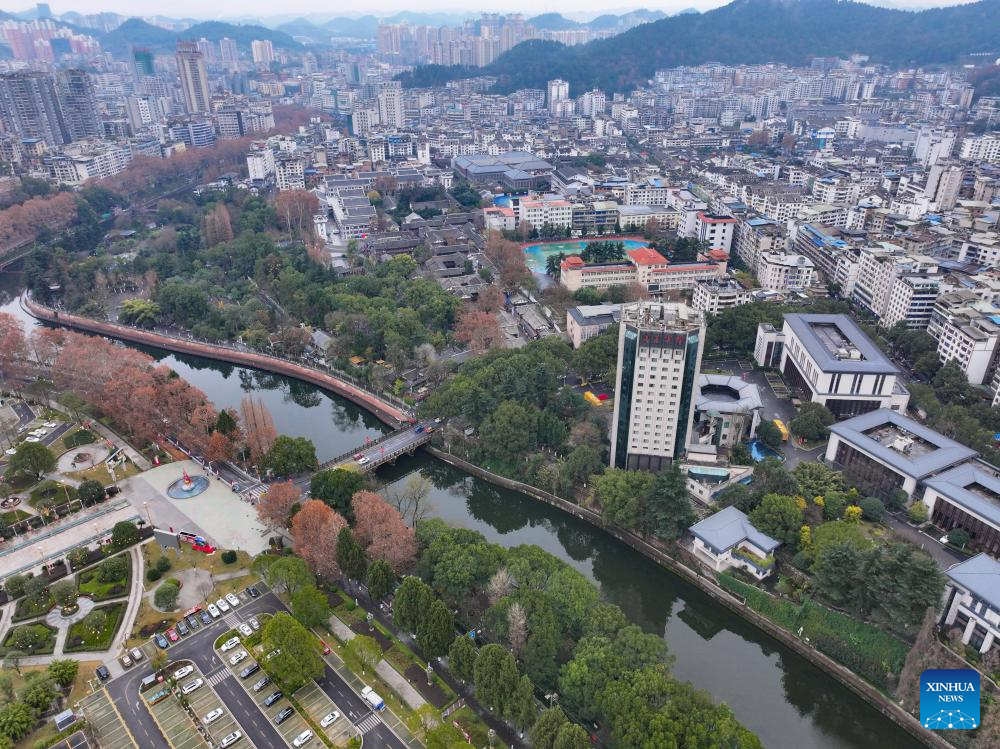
[23,0,982,22]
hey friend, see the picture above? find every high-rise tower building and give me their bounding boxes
[547,78,569,114]
[219,38,239,71]
[58,68,101,141]
[132,47,155,78]
[0,71,69,145]
[176,41,211,114]
[251,39,274,66]
[610,302,706,471]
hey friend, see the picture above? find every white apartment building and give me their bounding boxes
[47,142,132,185]
[756,252,816,290]
[247,146,275,181]
[851,246,939,324]
[691,278,752,315]
[959,134,1000,164]
[251,39,274,66]
[688,212,736,253]
[547,79,569,114]
[610,302,706,471]
[881,275,940,330]
[735,217,785,270]
[275,155,305,191]
[927,291,1000,385]
[517,198,572,231]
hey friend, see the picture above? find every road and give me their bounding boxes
[103,591,406,749]
[323,423,434,473]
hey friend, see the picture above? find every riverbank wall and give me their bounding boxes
[21,296,411,428]
[24,296,947,749]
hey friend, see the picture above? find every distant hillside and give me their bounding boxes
[530,10,667,31]
[399,0,1000,93]
[99,18,302,52]
[324,12,469,38]
[528,13,582,31]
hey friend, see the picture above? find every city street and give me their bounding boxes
[102,591,406,749]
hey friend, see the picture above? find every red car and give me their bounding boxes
[353,453,364,460]
[166,629,179,642]
[192,543,216,554]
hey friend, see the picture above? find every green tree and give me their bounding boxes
[0,702,33,741]
[553,724,590,749]
[510,674,537,731]
[479,400,539,463]
[110,521,139,549]
[592,468,655,529]
[366,559,395,601]
[571,326,618,380]
[118,298,161,327]
[47,659,78,688]
[714,483,756,513]
[749,494,803,547]
[859,496,885,522]
[67,547,90,570]
[792,462,844,501]
[291,585,329,629]
[336,527,367,581]
[310,469,364,518]
[262,612,324,692]
[0,673,12,702]
[474,643,519,713]
[9,626,48,652]
[394,576,434,634]
[750,458,798,501]
[559,444,603,492]
[756,420,783,450]
[99,555,128,583]
[947,528,970,549]
[5,442,56,480]
[822,490,850,520]
[417,599,454,658]
[347,634,382,675]
[50,580,76,608]
[262,436,318,477]
[789,402,834,442]
[255,555,314,595]
[154,582,180,610]
[861,543,945,631]
[77,479,105,506]
[19,676,56,713]
[643,464,695,540]
[448,635,477,682]
[529,708,568,749]
[731,442,753,466]
[813,541,866,609]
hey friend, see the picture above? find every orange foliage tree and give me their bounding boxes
[351,491,417,573]
[240,396,277,466]
[454,309,504,353]
[257,480,301,532]
[292,499,347,579]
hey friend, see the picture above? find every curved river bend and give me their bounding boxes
[0,277,922,749]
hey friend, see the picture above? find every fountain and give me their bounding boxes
[167,468,210,499]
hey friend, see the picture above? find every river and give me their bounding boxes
[0,272,922,749]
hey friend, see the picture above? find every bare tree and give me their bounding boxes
[507,601,527,656]
[240,396,277,467]
[487,568,513,605]
[387,474,432,526]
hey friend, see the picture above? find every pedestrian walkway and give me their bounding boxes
[356,713,382,734]
[223,612,240,628]
[206,668,231,687]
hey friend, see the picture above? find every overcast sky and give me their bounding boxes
[35,0,977,21]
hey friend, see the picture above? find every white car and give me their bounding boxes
[43,421,57,428]
[292,730,314,747]
[130,647,144,661]
[173,665,194,681]
[24,436,40,443]
[228,650,247,666]
[220,637,240,652]
[319,712,340,728]
[220,731,243,748]
[225,592,240,608]
[216,598,230,613]
[181,678,203,695]
[203,708,224,725]
[207,603,220,618]
[264,648,281,661]
[357,456,370,465]
[4,448,15,456]
[238,623,253,637]
[249,617,260,631]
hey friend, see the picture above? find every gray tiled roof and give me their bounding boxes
[946,553,1000,610]
[689,506,780,555]
[925,463,1000,528]
[829,409,978,479]
[784,313,898,374]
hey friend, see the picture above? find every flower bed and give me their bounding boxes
[78,557,132,601]
[1,622,58,654]
[64,602,125,652]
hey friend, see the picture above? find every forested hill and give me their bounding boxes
[397,0,1000,93]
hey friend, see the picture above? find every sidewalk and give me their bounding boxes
[885,514,964,570]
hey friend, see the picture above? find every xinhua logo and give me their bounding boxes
[920,669,980,729]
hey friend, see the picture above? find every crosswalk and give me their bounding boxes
[223,613,240,628]
[355,713,382,735]
[206,668,231,687]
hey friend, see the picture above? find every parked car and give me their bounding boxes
[220,637,240,652]
[166,629,179,643]
[96,666,110,681]
[353,453,364,460]
[319,640,331,655]
[238,623,252,637]
[225,592,240,608]
[186,615,200,630]
[43,421,57,428]
[274,707,294,725]
[120,654,133,669]
[154,634,168,649]
[220,731,242,748]
[239,664,259,679]
[357,456,370,465]
[130,647,144,661]
[293,729,314,747]
[263,691,283,707]
[320,712,340,728]
[249,617,260,631]
[199,610,213,625]
[173,665,194,681]
[181,679,203,695]
[264,649,280,660]
[216,598,230,613]
[176,621,188,637]
[246,586,260,598]
[229,650,247,666]
[252,676,271,692]
[207,603,221,618]
[203,708,224,725]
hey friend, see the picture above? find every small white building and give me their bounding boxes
[689,506,780,580]
[755,252,816,291]
[940,554,1000,655]
[691,278,752,315]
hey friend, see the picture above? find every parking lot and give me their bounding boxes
[294,682,354,745]
[144,662,211,749]
[49,732,92,749]
[78,689,137,749]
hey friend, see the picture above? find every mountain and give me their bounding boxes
[398,0,1000,93]
[98,18,302,53]
[276,17,329,43]
[528,13,582,31]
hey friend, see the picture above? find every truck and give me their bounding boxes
[361,686,385,711]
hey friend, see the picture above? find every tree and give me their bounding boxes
[256,556,314,595]
[0,702,33,741]
[908,501,928,523]
[154,582,180,610]
[749,494,803,547]
[240,396,277,466]
[813,542,866,608]
[367,559,396,601]
[789,403,834,442]
[3,575,26,599]
[448,635,477,682]
[454,309,503,353]
[47,659,78,689]
[99,555,128,583]
[715,483,755,513]
[479,400,540,463]
[510,674,538,731]
[336,526,368,581]
[483,232,530,288]
[77,479,105,507]
[310,469,364,517]
[118,298,161,328]
[257,481,300,531]
[348,634,383,675]
[83,609,108,635]
[20,675,56,712]
[750,458,798,500]
[529,708,568,749]
[262,436,317,477]
[51,580,77,608]
[351,491,417,573]
[947,528,970,549]
[291,585,330,628]
[507,601,528,655]
[110,521,139,549]
[792,462,844,501]
[263,612,324,692]
[291,500,348,580]
[275,190,320,239]
[204,431,235,464]
[593,468,655,529]
[386,474,431,527]
[417,599,454,658]
[643,464,695,540]
[394,576,434,634]
[201,202,233,247]
[756,420,783,450]
[474,643,519,714]
[553,724,590,749]
[859,496,885,522]
[5,442,55,480]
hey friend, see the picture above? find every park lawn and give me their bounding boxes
[13,592,53,622]
[62,428,97,449]
[67,460,141,486]
[78,557,132,601]
[0,508,31,524]
[27,480,77,510]
[141,544,253,591]
[1,622,58,655]
[64,602,125,653]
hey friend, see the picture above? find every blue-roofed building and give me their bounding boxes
[689,506,780,579]
[941,554,1000,654]
[825,409,978,500]
[925,463,1000,557]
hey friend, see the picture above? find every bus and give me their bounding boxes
[772,419,790,441]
